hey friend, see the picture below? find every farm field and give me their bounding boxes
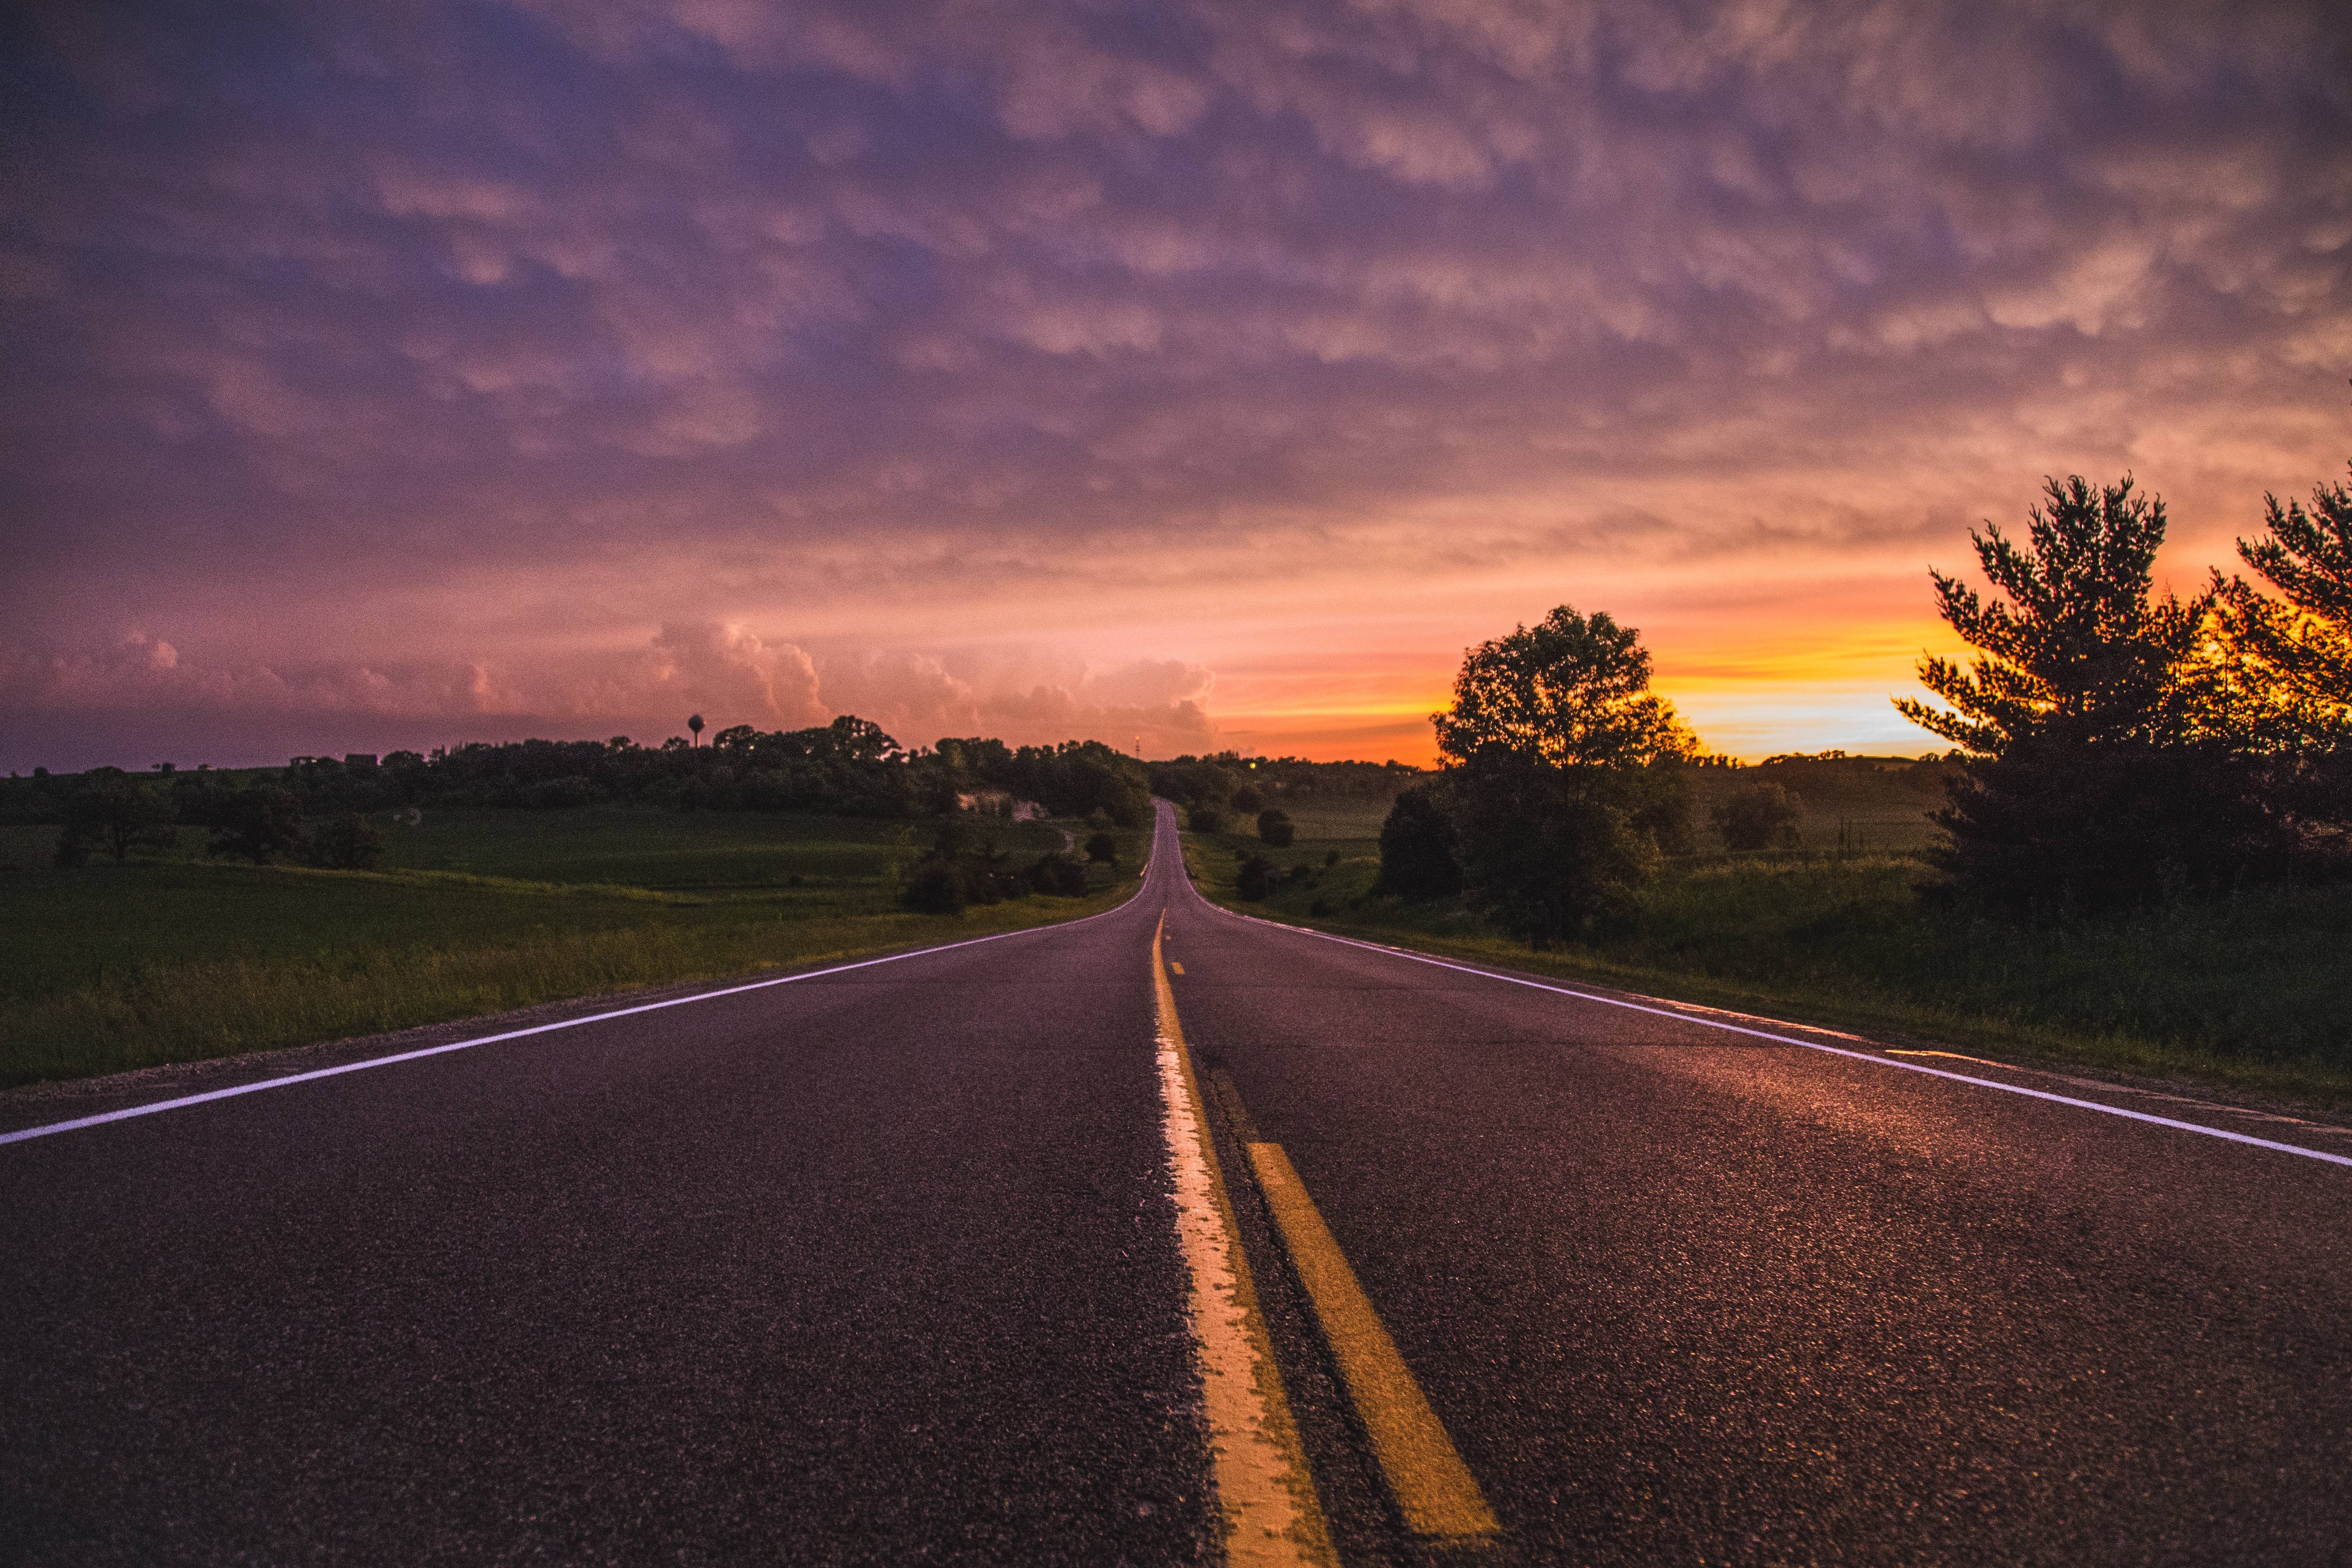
[0,809,1144,1089]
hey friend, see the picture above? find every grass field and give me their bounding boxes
[1184,813,2352,1107]
[0,809,1144,1089]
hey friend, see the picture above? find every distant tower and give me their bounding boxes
[1134,734,1142,758]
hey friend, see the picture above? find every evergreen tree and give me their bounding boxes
[1897,475,2291,911]
[2223,462,2352,733]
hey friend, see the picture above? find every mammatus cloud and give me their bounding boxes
[1,0,2345,768]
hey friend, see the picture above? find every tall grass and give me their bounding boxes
[0,814,1148,1089]
[1189,832,2352,1105]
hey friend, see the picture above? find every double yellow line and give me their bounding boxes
[1152,918,1498,1562]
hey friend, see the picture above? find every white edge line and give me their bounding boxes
[1194,897,2352,1172]
[2,890,1146,1149]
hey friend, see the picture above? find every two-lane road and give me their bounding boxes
[6,801,2348,1564]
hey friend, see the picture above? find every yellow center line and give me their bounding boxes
[1152,917,1336,1568]
[1243,1142,1501,1541]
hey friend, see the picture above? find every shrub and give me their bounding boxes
[1189,804,1226,834]
[1028,854,1090,896]
[1231,785,1263,814]
[304,813,386,870]
[1084,831,1118,864]
[1713,782,1801,851]
[1257,808,1294,847]
[902,860,967,914]
[1235,853,1274,900]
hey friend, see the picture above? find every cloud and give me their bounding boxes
[1,0,2347,768]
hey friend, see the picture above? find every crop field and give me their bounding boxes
[0,810,1142,1089]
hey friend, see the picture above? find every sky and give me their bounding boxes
[3,0,2348,772]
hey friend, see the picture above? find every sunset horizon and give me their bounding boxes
[5,2,2345,773]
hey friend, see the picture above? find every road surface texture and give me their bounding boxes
[5,801,2348,1564]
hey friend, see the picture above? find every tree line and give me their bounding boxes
[10,715,1418,878]
[1375,463,2352,940]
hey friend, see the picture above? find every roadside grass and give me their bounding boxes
[0,810,1146,1089]
[1183,825,2352,1108]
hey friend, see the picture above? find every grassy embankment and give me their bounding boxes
[1186,773,2352,1106]
[0,809,1146,1089]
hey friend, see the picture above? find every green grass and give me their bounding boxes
[0,810,1144,1089]
[1186,824,2352,1108]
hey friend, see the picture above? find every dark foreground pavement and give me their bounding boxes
[6,801,2350,1564]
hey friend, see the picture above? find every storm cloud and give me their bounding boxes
[3,0,2347,767]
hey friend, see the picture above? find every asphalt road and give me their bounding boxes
[6,801,2350,1564]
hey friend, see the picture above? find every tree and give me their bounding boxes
[1374,782,1462,900]
[1084,831,1118,864]
[305,812,386,870]
[55,769,177,866]
[1432,606,1697,942]
[208,786,306,865]
[2223,462,2352,732]
[688,713,705,746]
[1435,605,1697,771]
[1188,803,1226,834]
[1256,808,1294,847]
[1713,782,1800,852]
[1896,474,2289,911]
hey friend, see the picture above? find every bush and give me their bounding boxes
[1232,785,1263,814]
[1257,808,1295,847]
[1189,804,1226,834]
[1713,782,1801,851]
[305,813,386,871]
[1028,854,1090,896]
[902,860,967,914]
[1084,831,1118,864]
[1235,853,1274,900]
[1375,783,1463,900]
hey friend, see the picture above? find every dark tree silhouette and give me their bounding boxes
[1256,808,1294,847]
[1374,782,1462,900]
[55,769,177,866]
[208,786,306,865]
[1433,606,1697,943]
[1897,474,2292,912]
[2226,462,2352,724]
